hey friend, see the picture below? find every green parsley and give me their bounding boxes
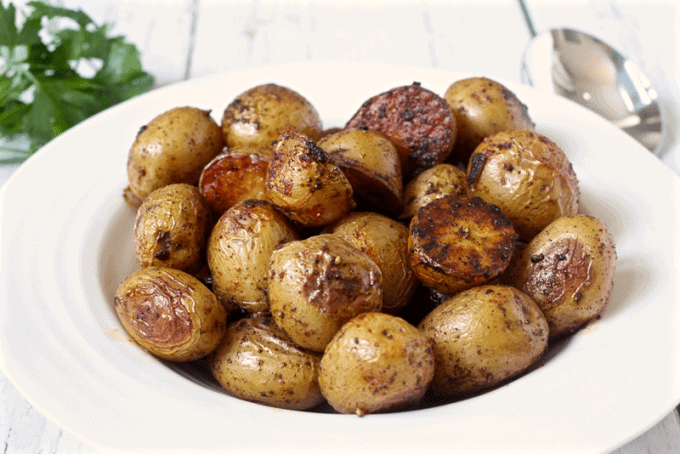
[0,1,154,163]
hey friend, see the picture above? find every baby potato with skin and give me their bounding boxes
[400,163,468,220]
[418,285,548,397]
[133,183,211,274]
[268,234,383,352]
[114,266,228,362]
[127,106,225,201]
[209,315,324,411]
[319,312,435,416]
[509,214,617,340]
[208,199,299,315]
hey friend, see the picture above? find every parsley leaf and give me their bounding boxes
[0,1,154,163]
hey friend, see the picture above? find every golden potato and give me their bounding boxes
[418,285,548,397]
[209,315,324,410]
[329,212,418,314]
[207,199,299,314]
[221,83,323,148]
[114,266,228,362]
[444,77,534,164]
[133,183,211,274]
[319,312,434,416]
[508,214,617,340]
[126,106,225,200]
[400,163,467,220]
[265,127,355,228]
[466,129,580,242]
[268,234,382,352]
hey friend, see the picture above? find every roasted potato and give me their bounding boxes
[221,83,323,148]
[400,163,467,220]
[265,127,355,228]
[508,214,616,340]
[408,194,517,295]
[207,199,299,314]
[133,183,211,274]
[199,146,271,217]
[329,212,418,314]
[268,234,383,352]
[114,266,228,362]
[345,82,457,179]
[444,77,534,164]
[319,312,434,416]
[126,106,224,201]
[466,129,580,242]
[418,285,548,397]
[209,315,324,410]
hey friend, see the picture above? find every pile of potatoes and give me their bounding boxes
[114,77,616,416]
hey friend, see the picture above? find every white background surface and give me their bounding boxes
[1,0,679,452]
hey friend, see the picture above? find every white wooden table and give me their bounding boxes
[1,0,679,452]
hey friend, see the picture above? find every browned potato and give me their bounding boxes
[400,163,467,220]
[345,82,457,179]
[508,214,617,340]
[221,83,323,148]
[408,194,517,295]
[198,146,271,217]
[444,77,534,164]
[265,127,355,228]
[318,129,403,217]
[268,234,382,352]
[207,199,299,314]
[418,285,548,397]
[133,183,211,274]
[329,212,418,314]
[126,106,225,201]
[209,315,324,410]
[466,129,580,242]
[319,312,434,416]
[114,266,228,362]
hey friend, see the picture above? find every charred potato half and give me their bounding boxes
[419,285,548,397]
[400,163,467,220]
[114,266,228,362]
[509,214,616,340]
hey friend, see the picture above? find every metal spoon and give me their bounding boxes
[517,0,663,153]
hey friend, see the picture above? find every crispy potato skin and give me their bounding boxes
[268,234,383,352]
[408,194,517,295]
[400,163,467,220]
[133,183,211,274]
[345,82,456,179]
[114,266,228,362]
[209,315,324,410]
[330,212,418,314]
[418,285,548,397]
[445,77,534,164]
[127,107,225,200]
[265,128,355,227]
[319,312,434,416]
[508,214,616,340]
[466,129,580,242]
[221,83,323,148]
[207,199,299,314]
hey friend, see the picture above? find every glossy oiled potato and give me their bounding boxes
[209,315,324,410]
[466,129,580,242]
[400,163,467,220]
[418,285,548,397]
[444,77,534,164]
[126,106,225,201]
[265,128,355,228]
[268,234,382,352]
[319,312,434,416]
[114,266,228,362]
[508,214,617,340]
[133,183,211,274]
[330,212,418,314]
[318,129,403,216]
[221,83,323,148]
[207,199,299,314]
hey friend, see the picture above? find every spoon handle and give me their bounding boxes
[517,0,538,38]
